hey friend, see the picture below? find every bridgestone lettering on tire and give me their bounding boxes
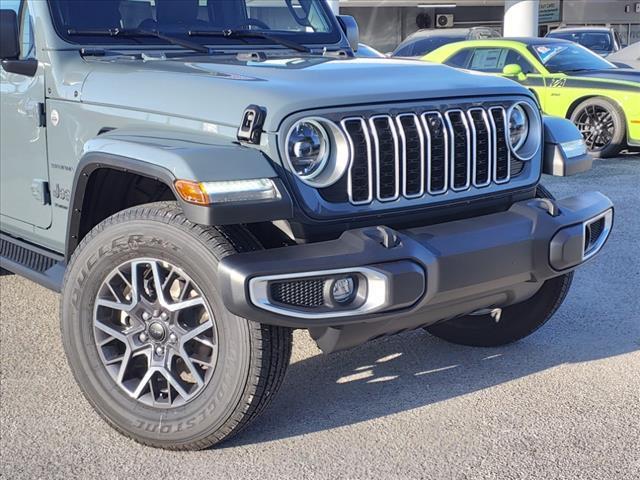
[61,202,292,450]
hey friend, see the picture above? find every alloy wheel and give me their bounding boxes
[92,259,218,408]
[574,105,615,151]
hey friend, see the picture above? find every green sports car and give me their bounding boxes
[423,38,640,158]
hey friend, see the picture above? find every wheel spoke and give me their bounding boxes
[167,296,205,313]
[96,298,134,313]
[162,369,191,400]
[115,348,132,384]
[190,357,215,368]
[176,349,205,386]
[148,261,169,306]
[132,368,155,399]
[192,335,215,349]
[181,322,212,344]
[94,319,129,342]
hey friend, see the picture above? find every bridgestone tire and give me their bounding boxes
[61,202,292,450]
[570,97,626,159]
[424,185,573,347]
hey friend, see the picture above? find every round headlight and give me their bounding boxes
[506,101,542,161]
[509,104,529,151]
[286,120,330,180]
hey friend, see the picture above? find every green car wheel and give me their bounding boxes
[570,97,626,158]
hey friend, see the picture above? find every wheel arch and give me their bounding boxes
[565,94,625,121]
[65,131,294,260]
[65,153,183,260]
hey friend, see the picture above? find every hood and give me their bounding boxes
[568,68,640,85]
[79,55,528,132]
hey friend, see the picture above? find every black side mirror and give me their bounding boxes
[0,9,37,76]
[0,10,20,60]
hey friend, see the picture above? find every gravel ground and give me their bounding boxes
[1,155,639,480]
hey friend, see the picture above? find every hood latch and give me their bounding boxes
[237,105,266,145]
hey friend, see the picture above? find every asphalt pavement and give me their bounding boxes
[1,155,639,480]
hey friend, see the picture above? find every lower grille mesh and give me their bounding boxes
[270,279,325,308]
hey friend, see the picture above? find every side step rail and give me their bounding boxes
[0,233,65,292]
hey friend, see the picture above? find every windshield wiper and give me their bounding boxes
[67,28,212,54]
[189,29,310,53]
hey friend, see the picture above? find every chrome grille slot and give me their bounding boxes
[342,118,373,205]
[468,108,492,187]
[445,110,471,191]
[338,103,527,206]
[422,112,447,194]
[396,114,424,198]
[489,107,511,183]
[369,115,400,201]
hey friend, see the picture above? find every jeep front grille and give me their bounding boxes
[341,106,521,206]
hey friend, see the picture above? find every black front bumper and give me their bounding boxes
[218,191,613,347]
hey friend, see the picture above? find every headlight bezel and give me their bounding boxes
[507,101,541,161]
[284,117,350,188]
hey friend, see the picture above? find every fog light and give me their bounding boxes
[331,277,356,304]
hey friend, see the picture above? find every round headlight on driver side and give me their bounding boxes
[286,120,330,180]
[509,104,529,151]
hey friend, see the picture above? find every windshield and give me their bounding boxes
[530,43,616,73]
[48,0,340,47]
[546,30,613,53]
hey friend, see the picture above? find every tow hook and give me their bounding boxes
[534,198,560,217]
[364,226,400,249]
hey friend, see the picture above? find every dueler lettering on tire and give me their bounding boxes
[70,235,181,309]
[61,202,292,450]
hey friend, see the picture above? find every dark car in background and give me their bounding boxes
[546,26,625,57]
[392,26,500,58]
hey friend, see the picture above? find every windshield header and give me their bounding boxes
[49,0,341,48]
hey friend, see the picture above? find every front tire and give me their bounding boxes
[61,202,292,450]
[570,97,626,158]
[425,185,573,347]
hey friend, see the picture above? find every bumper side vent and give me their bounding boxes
[584,216,606,257]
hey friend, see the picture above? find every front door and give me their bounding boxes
[461,47,547,109]
[0,0,51,228]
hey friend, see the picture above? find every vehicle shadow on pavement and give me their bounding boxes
[224,298,638,448]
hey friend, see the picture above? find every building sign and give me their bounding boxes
[539,0,561,23]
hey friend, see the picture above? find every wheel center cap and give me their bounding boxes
[148,321,166,342]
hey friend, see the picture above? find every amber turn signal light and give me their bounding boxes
[174,180,209,206]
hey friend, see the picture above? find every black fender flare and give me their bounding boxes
[66,145,293,259]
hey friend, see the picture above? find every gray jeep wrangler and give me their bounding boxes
[0,0,613,450]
